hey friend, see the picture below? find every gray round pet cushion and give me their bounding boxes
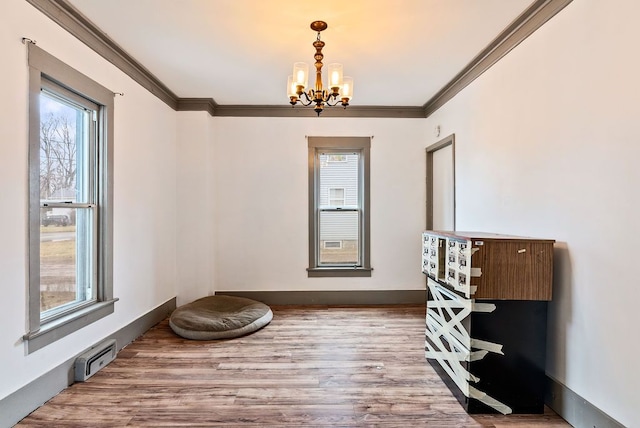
[169,295,273,340]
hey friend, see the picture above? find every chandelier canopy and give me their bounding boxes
[287,21,353,116]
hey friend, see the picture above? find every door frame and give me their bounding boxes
[426,134,456,230]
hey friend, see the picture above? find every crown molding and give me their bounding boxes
[27,0,571,119]
[213,105,426,118]
[423,0,573,117]
[26,0,179,110]
[175,100,426,118]
[176,98,217,116]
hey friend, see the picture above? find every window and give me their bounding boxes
[25,43,115,353]
[323,241,343,249]
[307,137,371,277]
[328,187,345,206]
[327,154,347,163]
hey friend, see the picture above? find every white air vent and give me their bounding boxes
[74,339,117,382]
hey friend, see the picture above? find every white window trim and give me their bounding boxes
[25,43,116,353]
[307,137,372,278]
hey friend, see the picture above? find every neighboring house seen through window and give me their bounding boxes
[26,43,115,353]
[307,137,371,277]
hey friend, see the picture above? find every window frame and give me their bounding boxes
[307,137,372,277]
[25,43,116,353]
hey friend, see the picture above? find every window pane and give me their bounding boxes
[40,92,91,204]
[39,90,96,318]
[319,210,359,265]
[40,207,94,316]
[319,153,359,207]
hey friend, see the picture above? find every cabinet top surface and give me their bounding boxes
[424,231,555,243]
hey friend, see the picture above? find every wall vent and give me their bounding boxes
[74,338,117,382]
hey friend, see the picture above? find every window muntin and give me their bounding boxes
[26,43,115,353]
[307,137,371,277]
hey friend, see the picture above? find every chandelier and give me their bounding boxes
[287,21,353,116]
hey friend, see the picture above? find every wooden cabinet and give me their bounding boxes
[422,231,554,414]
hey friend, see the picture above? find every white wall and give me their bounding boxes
[425,0,640,424]
[0,0,177,400]
[176,111,215,305]
[211,117,427,292]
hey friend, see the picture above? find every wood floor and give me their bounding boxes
[18,305,570,427]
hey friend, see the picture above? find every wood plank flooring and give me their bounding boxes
[18,305,570,427]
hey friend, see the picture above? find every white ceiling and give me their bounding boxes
[66,0,533,107]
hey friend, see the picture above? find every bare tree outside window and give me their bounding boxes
[40,111,77,201]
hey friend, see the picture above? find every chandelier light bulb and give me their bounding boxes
[292,62,309,88]
[328,63,343,90]
[341,76,353,101]
[287,75,298,99]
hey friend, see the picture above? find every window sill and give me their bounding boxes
[23,298,118,354]
[307,267,373,278]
